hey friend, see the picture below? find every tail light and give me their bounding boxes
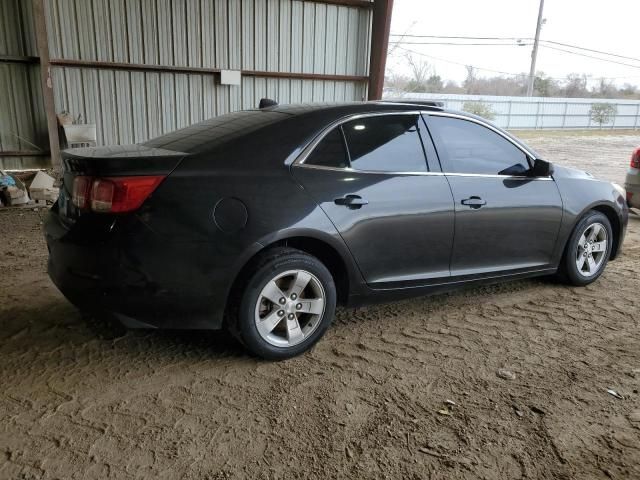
[72,176,92,209]
[72,175,165,213]
[631,148,640,169]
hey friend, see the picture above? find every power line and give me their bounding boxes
[390,41,532,46]
[393,46,640,81]
[393,45,626,82]
[540,44,640,69]
[540,40,640,63]
[391,33,640,64]
[390,33,532,41]
[393,45,533,78]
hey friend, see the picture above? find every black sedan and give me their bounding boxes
[45,101,629,359]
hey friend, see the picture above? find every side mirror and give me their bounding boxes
[499,163,529,176]
[530,159,554,177]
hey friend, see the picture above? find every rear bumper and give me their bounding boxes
[45,209,227,330]
[625,169,640,208]
[625,181,640,209]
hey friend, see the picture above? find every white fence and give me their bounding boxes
[386,92,640,130]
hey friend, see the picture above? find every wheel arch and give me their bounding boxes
[567,202,622,260]
[223,230,363,328]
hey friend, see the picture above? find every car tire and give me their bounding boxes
[230,247,336,360]
[559,210,613,286]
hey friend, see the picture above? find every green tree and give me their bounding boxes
[589,103,618,128]
[534,73,558,97]
[462,101,496,121]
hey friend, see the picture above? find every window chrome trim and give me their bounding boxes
[293,109,550,180]
[444,172,553,180]
[295,163,553,180]
[296,163,444,176]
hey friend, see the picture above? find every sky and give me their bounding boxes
[387,0,640,87]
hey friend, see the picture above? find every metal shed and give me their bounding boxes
[0,0,394,169]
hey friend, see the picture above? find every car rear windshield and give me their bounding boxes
[144,110,289,154]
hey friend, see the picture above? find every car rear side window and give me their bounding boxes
[342,115,429,172]
[305,128,349,168]
[427,116,528,175]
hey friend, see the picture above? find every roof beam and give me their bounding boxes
[0,55,40,64]
[48,59,368,83]
[368,0,394,100]
[295,0,373,8]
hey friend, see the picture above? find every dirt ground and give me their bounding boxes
[1,133,640,480]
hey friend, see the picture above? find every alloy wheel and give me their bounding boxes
[254,269,326,347]
[575,222,608,278]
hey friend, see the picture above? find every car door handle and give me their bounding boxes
[334,194,369,209]
[461,196,486,209]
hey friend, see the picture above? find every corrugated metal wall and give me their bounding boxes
[46,0,372,146]
[0,0,48,169]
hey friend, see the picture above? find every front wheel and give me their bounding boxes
[559,211,613,286]
[231,248,336,360]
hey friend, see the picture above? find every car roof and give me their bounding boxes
[262,100,445,117]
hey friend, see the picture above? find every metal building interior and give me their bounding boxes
[0,0,393,170]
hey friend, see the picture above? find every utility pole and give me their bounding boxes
[526,0,545,97]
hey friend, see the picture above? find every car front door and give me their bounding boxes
[424,113,563,277]
[292,113,455,288]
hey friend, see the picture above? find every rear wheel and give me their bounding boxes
[559,211,612,286]
[230,248,336,360]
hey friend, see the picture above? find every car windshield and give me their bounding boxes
[144,110,289,154]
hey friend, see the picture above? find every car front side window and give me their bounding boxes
[427,116,529,175]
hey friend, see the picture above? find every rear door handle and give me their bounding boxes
[334,194,369,209]
[461,196,486,209]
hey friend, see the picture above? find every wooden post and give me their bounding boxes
[33,0,60,167]
[367,0,394,100]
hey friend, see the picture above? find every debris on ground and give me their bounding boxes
[530,406,546,415]
[1,170,60,208]
[29,171,59,204]
[345,446,354,459]
[607,388,624,400]
[497,368,517,380]
[0,170,30,206]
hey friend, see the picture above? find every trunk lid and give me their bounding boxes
[57,144,186,223]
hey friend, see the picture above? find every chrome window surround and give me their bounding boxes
[293,110,552,181]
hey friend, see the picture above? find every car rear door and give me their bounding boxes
[423,113,563,277]
[292,113,454,288]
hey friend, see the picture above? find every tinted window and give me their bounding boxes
[342,115,428,172]
[305,128,349,168]
[428,116,528,175]
[143,110,288,154]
